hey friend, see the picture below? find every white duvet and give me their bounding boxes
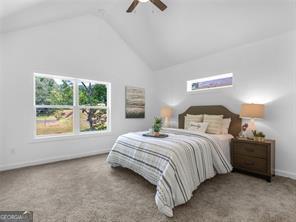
[107,128,232,217]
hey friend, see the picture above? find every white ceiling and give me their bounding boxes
[0,0,44,18]
[1,0,296,70]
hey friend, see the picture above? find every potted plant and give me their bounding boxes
[152,117,163,137]
[252,130,266,142]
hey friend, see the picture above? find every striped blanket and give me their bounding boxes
[106,128,232,217]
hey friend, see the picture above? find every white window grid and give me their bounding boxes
[33,73,111,138]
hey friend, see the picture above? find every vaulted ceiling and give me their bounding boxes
[1,0,295,70]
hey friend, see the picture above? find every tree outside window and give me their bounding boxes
[34,73,111,137]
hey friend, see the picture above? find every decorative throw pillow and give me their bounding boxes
[184,115,203,129]
[186,114,204,120]
[187,122,209,133]
[203,114,223,134]
[222,118,231,134]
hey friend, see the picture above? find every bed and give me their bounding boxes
[107,106,241,217]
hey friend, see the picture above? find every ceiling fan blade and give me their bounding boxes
[127,0,139,13]
[150,0,167,11]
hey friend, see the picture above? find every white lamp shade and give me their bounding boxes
[240,104,265,119]
[160,106,173,118]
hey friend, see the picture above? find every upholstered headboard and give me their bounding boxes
[178,105,241,137]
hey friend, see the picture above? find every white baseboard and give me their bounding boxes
[0,148,111,172]
[275,169,296,180]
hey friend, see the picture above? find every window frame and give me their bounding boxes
[33,73,111,139]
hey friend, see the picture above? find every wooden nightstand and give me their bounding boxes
[231,138,275,182]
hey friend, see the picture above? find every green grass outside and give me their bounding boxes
[37,110,107,135]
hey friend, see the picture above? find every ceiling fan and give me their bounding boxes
[127,0,167,13]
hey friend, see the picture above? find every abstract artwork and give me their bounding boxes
[125,86,145,118]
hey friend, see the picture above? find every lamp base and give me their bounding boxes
[163,117,170,128]
[246,119,256,138]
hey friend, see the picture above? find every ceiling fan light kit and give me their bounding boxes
[127,0,167,13]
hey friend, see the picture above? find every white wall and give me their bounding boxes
[1,13,296,181]
[0,36,4,166]
[155,31,296,179]
[0,15,157,170]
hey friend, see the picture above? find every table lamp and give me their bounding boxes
[240,103,265,137]
[160,106,173,128]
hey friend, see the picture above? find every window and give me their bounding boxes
[187,73,233,92]
[34,73,111,138]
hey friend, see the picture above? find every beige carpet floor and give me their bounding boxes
[0,154,296,222]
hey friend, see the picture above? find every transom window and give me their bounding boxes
[34,73,111,137]
[187,73,233,92]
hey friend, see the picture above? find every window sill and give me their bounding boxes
[31,131,113,143]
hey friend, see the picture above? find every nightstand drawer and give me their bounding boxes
[234,143,267,158]
[234,155,267,174]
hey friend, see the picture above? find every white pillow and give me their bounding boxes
[186,114,204,120]
[187,122,209,133]
[222,118,231,134]
[184,115,203,129]
[203,114,223,134]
